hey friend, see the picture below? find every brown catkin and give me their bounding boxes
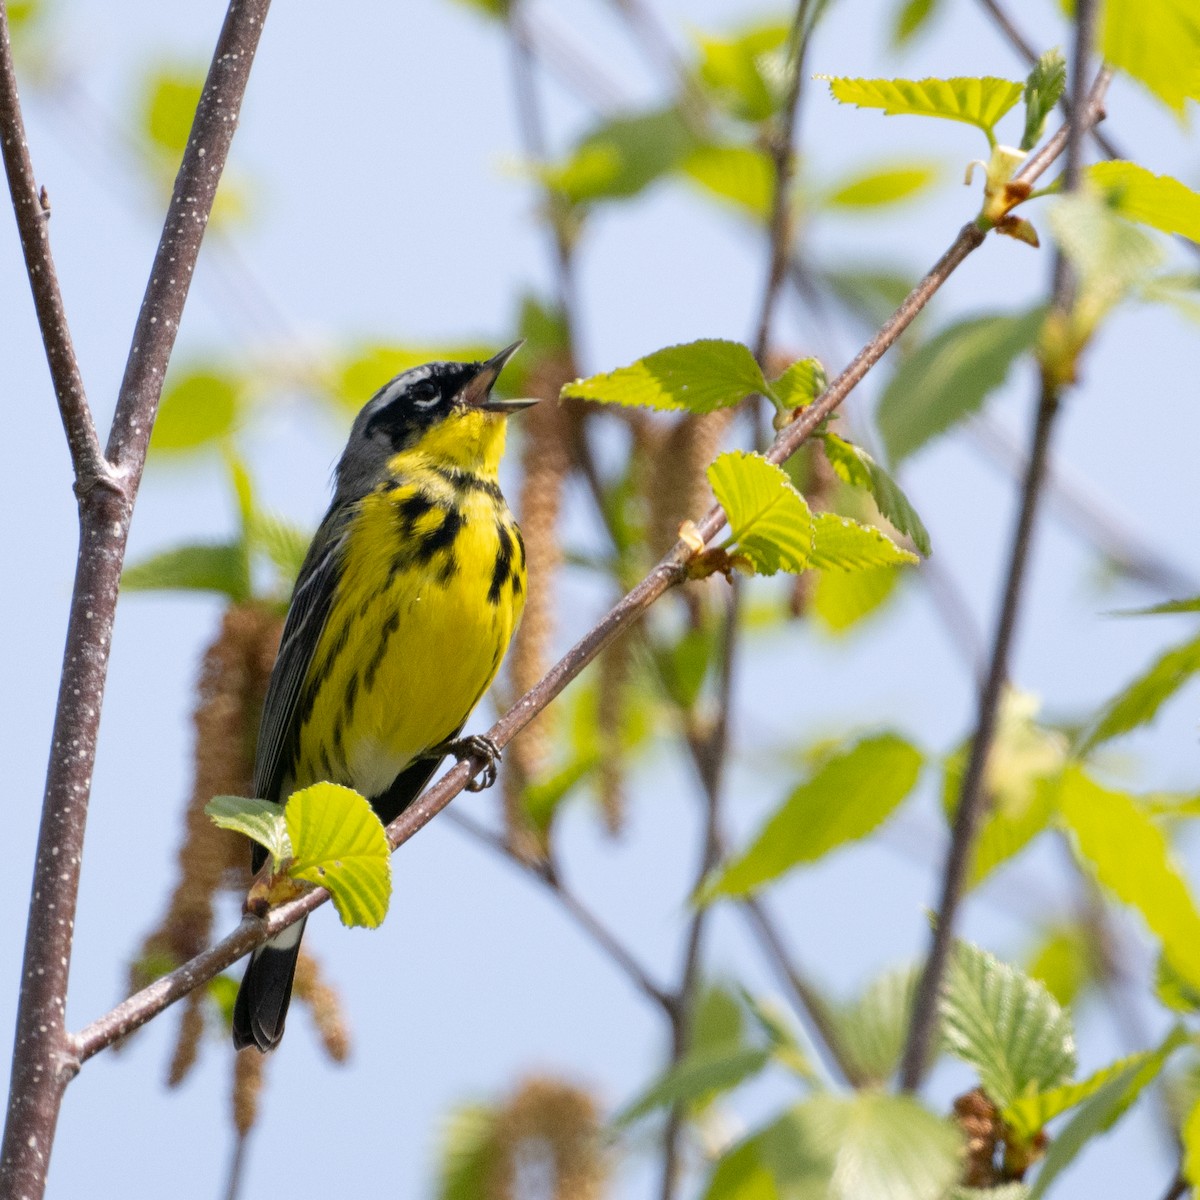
[232,1047,266,1137]
[166,992,206,1087]
[131,604,283,998]
[488,1076,605,1200]
[648,411,732,558]
[503,354,574,857]
[953,1088,1001,1188]
[293,947,350,1063]
[595,632,632,836]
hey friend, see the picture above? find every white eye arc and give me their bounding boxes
[412,389,439,409]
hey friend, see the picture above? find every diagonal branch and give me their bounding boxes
[0,4,273,1198]
[0,0,105,489]
[69,70,1110,1074]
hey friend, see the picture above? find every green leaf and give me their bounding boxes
[436,1102,499,1200]
[943,690,1067,887]
[1079,633,1200,751]
[808,512,919,571]
[773,1093,962,1200]
[1025,926,1093,1008]
[655,623,717,711]
[1028,1028,1186,1198]
[1020,49,1067,151]
[1184,1095,1200,1191]
[447,0,508,17]
[1100,0,1200,115]
[563,340,766,414]
[707,452,814,575]
[249,512,311,590]
[891,0,942,46]
[149,368,241,455]
[830,965,921,1086]
[823,162,940,210]
[1058,765,1200,991]
[141,66,203,156]
[207,974,240,1029]
[820,433,931,555]
[822,75,1023,139]
[205,795,289,869]
[821,266,916,328]
[122,542,251,602]
[739,990,816,1080]
[284,782,392,929]
[876,308,1044,463]
[681,143,775,220]
[1004,1036,1183,1140]
[1111,595,1200,616]
[703,1125,788,1200]
[520,755,597,836]
[694,22,790,123]
[770,357,826,410]
[693,983,747,1054]
[1087,161,1200,243]
[812,565,902,634]
[541,108,696,204]
[941,938,1076,1109]
[702,734,922,899]
[616,1045,772,1124]
[1157,953,1200,1013]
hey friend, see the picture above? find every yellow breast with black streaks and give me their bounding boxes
[289,453,525,800]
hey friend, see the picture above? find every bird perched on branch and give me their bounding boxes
[233,343,534,1052]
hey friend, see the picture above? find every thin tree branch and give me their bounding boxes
[444,808,676,1014]
[0,4,272,1197]
[897,20,1106,1092]
[0,0,106,489]
[69,64,1107,1072]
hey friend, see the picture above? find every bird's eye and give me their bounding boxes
[410,381,439,408]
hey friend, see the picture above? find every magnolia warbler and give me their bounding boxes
[233,342,534,1052]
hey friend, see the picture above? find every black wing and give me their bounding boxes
[252,507,349,809]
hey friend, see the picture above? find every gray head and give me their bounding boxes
[334,341,532,500]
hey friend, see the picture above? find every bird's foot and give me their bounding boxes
[435,733,502,792]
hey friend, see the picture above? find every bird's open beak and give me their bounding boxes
[462,340,539,414]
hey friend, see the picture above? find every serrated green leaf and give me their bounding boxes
[541,107,696,204]
[141,67,203,156]
[702,734,922,900]
[694,22,790,123]
[943,690,1067,887]
[284,782,391,929]
[812,565,902,634]
[707,451,813,575]
[703,1124,793,1200]
[770,357,826,410]
[1020,49,1067,151]
[1087,161,1200,242]
[821,433,931,555]
[876,308,1044,463]
[1080,633,1200,751]
[249,512,311,589]
[1101,0,1200,115]
[830,965,921,1086]
[1004,1047,1165,1139]
[823,75,1023,138]
[149,368,241,455]
[563,340,766,414]
[205,795,289,868]
[331,342,495,411]
[681,143,775,220]
[1028,1027,1186,1198]
[809,512,919,571]
[941,939,1076,1109]
[616,1045,772,1125]
[823,162,940,210]
[122,542,251,601]
[891,0,941,46]
[437,1102,500,1200]
[1058,766,1200,991]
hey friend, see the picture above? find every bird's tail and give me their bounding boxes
[232,916,306,1052]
